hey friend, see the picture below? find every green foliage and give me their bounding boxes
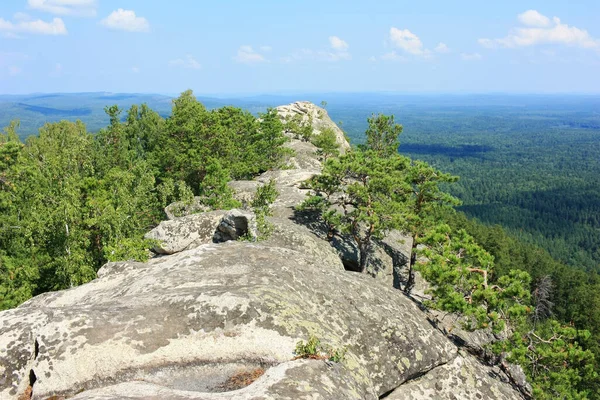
[294,335,346,362]
[311,127,340,161]
[402,160,460,293]
[418,224,531,333]
[441,210,600,397]
[198,158,240,210]
[251,179,279,239]
[0,90,291,310]
[301,149,410,272]
[362,113,402,158]
[497,320,597,399]
[284,113,313,142]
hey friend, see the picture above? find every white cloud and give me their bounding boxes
[329,36,349,51]
[284,48,351,63]
[461,53,482,61]
[477,38,495,49]
[169,55,201,69]
[518,10,550,27]
[434,42,450,53]
[479,10,599,49]
[0,17,67,35]
[234,46,266,64]
[28,0,97,17]
[101,9,149,32]
[131,66,140,73]
[389,27,426,55]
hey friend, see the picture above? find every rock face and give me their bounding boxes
[276,101,350,153]
[386,351,522,400]
[0,102,525,400]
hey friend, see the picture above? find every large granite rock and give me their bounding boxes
[276,101,350,153]
[2,223,461,399]
[386,351,522,400]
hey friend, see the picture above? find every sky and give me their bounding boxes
[1,0,600,95]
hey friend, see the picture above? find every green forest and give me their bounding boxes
[2,92,600,398]
[0,90,289,308]
[329,95,600,273]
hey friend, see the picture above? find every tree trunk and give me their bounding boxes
[404,236,418,294]
[358,240,372,273]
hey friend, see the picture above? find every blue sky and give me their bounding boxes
[1,0,599,95]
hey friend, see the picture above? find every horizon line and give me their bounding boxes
[2,91,600,98]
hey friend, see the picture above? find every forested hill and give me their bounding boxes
[323,95,600,273]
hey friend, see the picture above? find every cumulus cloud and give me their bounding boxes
[329,36,349,51]
[28,0,97,17]
[518,10,550,27]
[479,10,599,49]
[434,42,450,53]
[0,16,67,36]
[389,27,428,55]
[101,9,149,32]
[461,53,482,61]
[234,46,267,64]
[169,55,201,69]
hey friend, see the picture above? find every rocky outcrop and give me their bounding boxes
[0,221,524,400]
[0,102,525,400]
[386,351,522,400]
[276,101,350,153]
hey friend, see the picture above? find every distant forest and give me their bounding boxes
[326,95,600,274]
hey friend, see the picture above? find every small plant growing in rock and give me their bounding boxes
[250,179,278,240]
[294,335,346,362]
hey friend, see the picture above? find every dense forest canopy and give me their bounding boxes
[324,96,600,274]
[0,90,288,309]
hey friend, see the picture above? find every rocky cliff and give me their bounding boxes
[0,103,524,400]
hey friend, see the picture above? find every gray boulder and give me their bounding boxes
[144,209,258,254]
[164,197,211,220]
[0,212,524,399]
[276,101,350,153]
[2,221,465,399]
[214,209,258,242]
[144,210,227,254]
